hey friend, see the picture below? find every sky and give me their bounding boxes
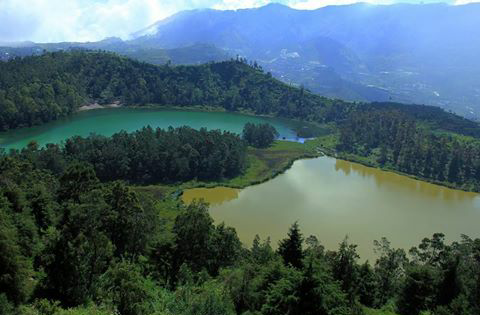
[0,0,476,43]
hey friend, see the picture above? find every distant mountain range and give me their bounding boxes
[2,3,480,119]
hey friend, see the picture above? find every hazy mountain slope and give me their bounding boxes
[1,40,230,65]
[131,3,480,118]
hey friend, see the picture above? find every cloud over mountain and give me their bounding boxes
[0,0,464,43]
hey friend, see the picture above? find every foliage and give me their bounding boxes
[277,222,304,269]
[98,260,154,315]
[3,50,480,194]
[9,126,247,185]
[337,110,480,191]
[242,123,279,148]
[0,51,333,131]
[1,155,480,315]
[2,52,480,313]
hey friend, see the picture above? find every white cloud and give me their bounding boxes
[0,0,179,42]
[212,0,272,10]
[0,0,463,43]
[454,0,478,4]
[288,0,392,10]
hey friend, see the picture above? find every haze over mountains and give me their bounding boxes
[2,2,480,118]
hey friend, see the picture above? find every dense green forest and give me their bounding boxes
[2,52,480,314]
[57,126,245,183]
[1,139,480,314]
[242,123,278,148]
[0,51,330,131]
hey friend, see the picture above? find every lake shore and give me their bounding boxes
[5,103,478,194]
[311,135,480,194]
[175,135,480,200]
[136,140,321,201]
[78,101,122,111]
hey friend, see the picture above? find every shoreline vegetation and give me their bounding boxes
[144,136,479,203]
[4,101,478,194]
[71,105,480,194]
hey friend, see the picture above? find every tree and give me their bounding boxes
[252,235,275,265]
[242,123,279,148]
[58,162,99,202]
[103,182,155,257]
[397,265,436,315]
[173,200,215,274]
[277,222,304,269]
[98,260,154,315]
[211,223,242,274]
[40,191,113,306]
[0,199,31,305]
[330,237,360,305]
[357,262,377,307]
[436,256,462,307]
[373,237,407,307]
[261,257,350,315]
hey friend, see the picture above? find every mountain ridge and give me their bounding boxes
[127,2,480,118]
[2,3,480,119]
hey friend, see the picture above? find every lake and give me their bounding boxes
[0,108,301,150]
[3,108,479,261]
[183,157,480,260]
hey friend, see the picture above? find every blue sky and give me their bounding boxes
[0,0,472,43]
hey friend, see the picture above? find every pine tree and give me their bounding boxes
[278,222,304,269]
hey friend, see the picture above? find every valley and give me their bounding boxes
[2,3,480,312]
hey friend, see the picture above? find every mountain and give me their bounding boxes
[2,3,480,118]
[130,3,480,118]
[0,39,229,65]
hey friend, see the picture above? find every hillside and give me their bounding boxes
[0,50,332,131]
[0,40,230,65]
[3,135,479,315]
[1,50,478,135]
[130,3,480,118]
[3,4,480,118]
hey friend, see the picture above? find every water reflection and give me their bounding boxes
[185,157,480,260]
[334,159,479,203]
[182,187,240,206]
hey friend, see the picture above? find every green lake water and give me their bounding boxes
[0,108,299,150]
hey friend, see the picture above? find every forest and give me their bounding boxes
[0,51,329,131]
[1,137,480,315]
[2,51,480,315]
[4,126,247,184]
